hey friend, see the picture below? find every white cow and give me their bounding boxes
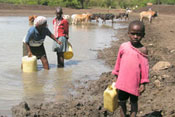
[71,13,91,24]
[63,15,70,20]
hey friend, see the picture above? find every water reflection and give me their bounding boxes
[65,60,81,66]
[53,68,73,101]
[71,23,98,31]
[21,69,72,104]
[22,72,45,104]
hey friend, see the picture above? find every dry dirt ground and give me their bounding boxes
[1,3,175,117]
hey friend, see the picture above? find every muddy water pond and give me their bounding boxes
[0,16,127,115]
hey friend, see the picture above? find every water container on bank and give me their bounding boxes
[64,41,73,60]
[22,55,37,72]
[103,82,119,112]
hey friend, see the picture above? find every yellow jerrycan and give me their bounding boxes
[22,55,37,72]
[64,41,73,60]
[103,82,119,112]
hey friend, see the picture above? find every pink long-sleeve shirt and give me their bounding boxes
[112,41,149,96]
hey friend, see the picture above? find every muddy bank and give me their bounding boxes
[0,4,175,117]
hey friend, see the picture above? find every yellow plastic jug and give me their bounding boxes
[64,41,73,60]
[22,56,37,72]
[103,82,118,112]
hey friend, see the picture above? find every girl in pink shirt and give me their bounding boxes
[112,20,149,117]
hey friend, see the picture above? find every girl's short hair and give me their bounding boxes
[128,20,145,32]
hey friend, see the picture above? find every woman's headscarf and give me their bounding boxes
[34,16,47,27]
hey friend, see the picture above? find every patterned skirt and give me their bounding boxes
[52,36,68,53]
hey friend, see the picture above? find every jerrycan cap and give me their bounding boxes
[108,85,113,90]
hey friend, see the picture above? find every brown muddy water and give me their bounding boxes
[0,16,127,116]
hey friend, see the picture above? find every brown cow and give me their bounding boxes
[28,15,37,26]
[140,10,157,23]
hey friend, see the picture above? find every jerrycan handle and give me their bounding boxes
[107,82,116,90]
[108,85,113,90]
[112,82,116,89]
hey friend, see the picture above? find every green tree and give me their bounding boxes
[77,0,90,8]
[37,0,40,4]
[105,0,112,8]
[78,0,84,8]
[63,0,79,8]
[118,0,128,8]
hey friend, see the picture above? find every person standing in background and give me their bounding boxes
[52,7,69,68]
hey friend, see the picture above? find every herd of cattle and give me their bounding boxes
[29,9,158,25]
[66,12,130,24]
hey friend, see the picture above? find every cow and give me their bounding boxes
[126,8,132,13]
[140,10,157,23]
[89,13,100,23]
[71,13,91,24]
[116,13,129,20]
[98,13,115,23]
[63,15,70,20]
[71,14,78,24]
[28,15,37,26]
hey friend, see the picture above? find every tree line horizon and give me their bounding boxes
[0,0,174,9]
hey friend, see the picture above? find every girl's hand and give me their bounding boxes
[139,84,145,94]
[28,52,32,57]
[111,73,118,82]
